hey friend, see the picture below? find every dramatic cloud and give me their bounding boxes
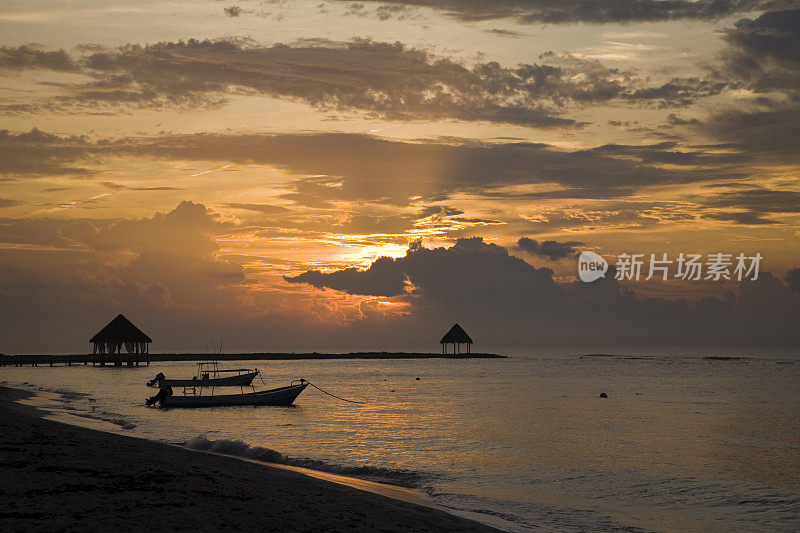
[286,237,800,344]
[2,39,736,122]
[333,0,793,24]
[0,44,79,72]
[284,256,407,297]
[0,201,243,306]
[0,128,93,177]
[0,201,248,351]
[0,128,757,205]
[700,9,800,158]
[701,106,800,160]
[285,238,561,318]
[722,8,800,95]
[2,1,799,353]
[698,187,800,225]
[517,236,584,259]
[3,39,574,126]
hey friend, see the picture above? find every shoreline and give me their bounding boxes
[0,385,502,532]
[15,387,441,509]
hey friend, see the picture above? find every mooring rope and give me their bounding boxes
[304,380,364,404]
[258,373,363,404]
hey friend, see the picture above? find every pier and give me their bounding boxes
[1,352,151,367]
[0,351,504,367]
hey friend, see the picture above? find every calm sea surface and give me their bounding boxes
[3,346,799,532]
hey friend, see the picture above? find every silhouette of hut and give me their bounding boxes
[440,323,473,355]
[90,314,151,356]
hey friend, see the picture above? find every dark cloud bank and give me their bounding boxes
[1,201,798,350]
[4,127,796,228]
[1,38,732,123]
[6,127,797,227]
[333,0,797,24]
[0,129,752,207]
[2,6,797,157]
[286,237,800,344]
[0,201,245,352]
[701,8,800,160]
[517,236,583,260]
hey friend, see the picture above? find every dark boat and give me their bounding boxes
[154,381,308,408]
[147,362,259,388]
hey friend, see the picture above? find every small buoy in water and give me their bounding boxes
[416,377,420,380]
[390,389,396,392]
[599,392,608,398]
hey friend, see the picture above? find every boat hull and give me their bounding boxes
[159,383,307,408]
[157,371,259,388]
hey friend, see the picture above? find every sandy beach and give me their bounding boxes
[0,386,497,532]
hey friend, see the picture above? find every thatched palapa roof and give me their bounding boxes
[440,323,472,344]
[90,314,152,344]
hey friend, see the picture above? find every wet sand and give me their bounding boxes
[0,386,498,532]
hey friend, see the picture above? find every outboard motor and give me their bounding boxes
[146,372,165,387]
[145,385,173,407]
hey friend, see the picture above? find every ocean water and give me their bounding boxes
[3,346,799,532]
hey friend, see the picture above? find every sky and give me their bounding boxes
[1,0,799,352]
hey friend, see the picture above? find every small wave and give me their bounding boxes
[185,436,282,462]
[52,389,90,400]
[183,436,431,488]
[703,356,747,361]
[68,411,137,430]
[431,491,648,532]
[579,354,617,358]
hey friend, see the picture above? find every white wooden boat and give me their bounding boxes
[147,362,259,388]
[149,380,308,408]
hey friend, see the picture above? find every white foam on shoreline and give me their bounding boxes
[201,448,440,510]
[13,385,135,433]
[182,445,518,532]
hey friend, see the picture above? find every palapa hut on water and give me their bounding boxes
[440,323,473,354]
[90,314,151,356]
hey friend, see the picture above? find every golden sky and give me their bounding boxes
[1,1,799,351]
